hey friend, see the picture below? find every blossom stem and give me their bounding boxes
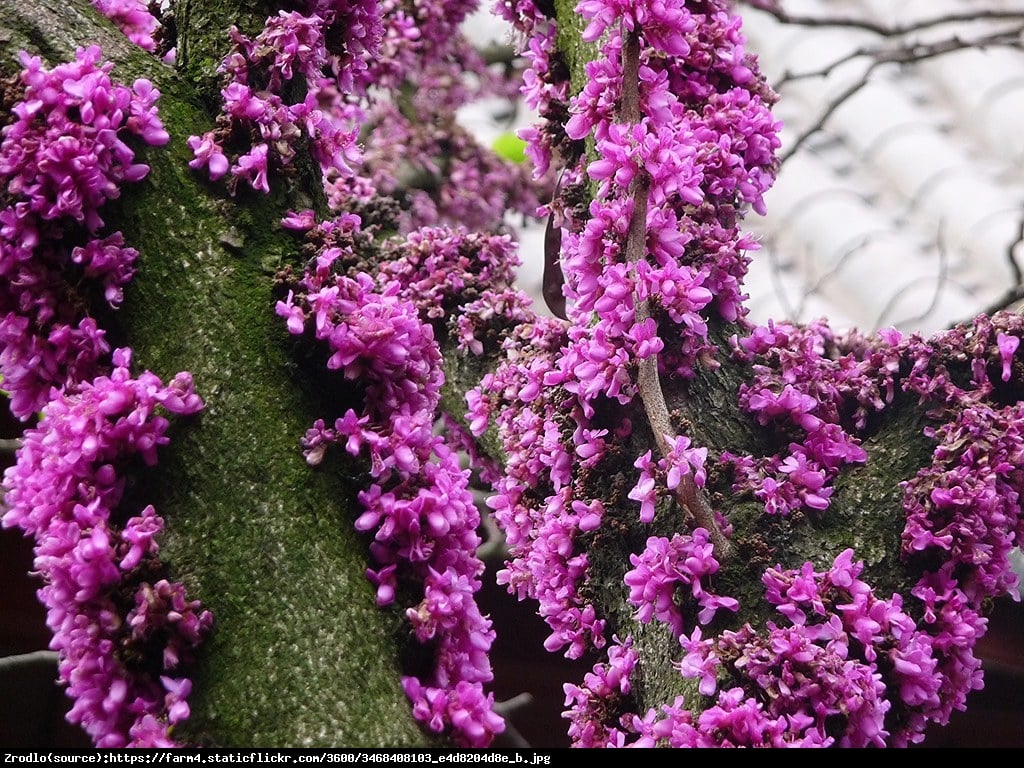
[620,30,731,559]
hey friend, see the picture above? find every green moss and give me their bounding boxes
[553,0,599,98]
[0,2,436,744]
[172,0,279,99]
[111,154,430,743]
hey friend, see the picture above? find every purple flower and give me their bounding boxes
[90,0,163,53]
[625,529,736,636]
[187,132,230,180]
[997,332,1019,382]
[0,47,167,418]
[278,218,506,745]
[2,349,207,746]
[628,451,659,523]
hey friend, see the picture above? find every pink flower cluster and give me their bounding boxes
[89,0,169,59]
[627,439,708,524]
[474,1,1024,750]
[698,314,1021,745]
[562,637,638,747]
[724,320,900,516]
[671,550,958,747]
[376,227,520,320]
[367,0,477,92]
[1,47,209,747]
[551,0,778,355]
[725,312,1024,626]
[474,0,778,668]
[467,313,611,659]
[624,529,738,635]
[341,96,543,234]
[188,3,374,192]
[2,349,209,747]
[0,46,167,419]
[583,636,838,746]
[894,314,1024,729]
[324,2,546,234]
[492,1,571,180]
[189,1,539,232]
[578,0,696,58]
[276,216,504,746]
[565,550,966,747]
[453,288,535,359]
[902,402,1024,602]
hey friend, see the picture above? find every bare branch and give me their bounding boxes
[976,212,1024,318]
[875,223,950,329]
[781,25,1024,86]
[779,76,869,164]
[1007,213,1024,289]
[744,2,1024,39]
[778,26,1024,165]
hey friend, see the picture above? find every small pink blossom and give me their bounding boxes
[997,332,1019,382]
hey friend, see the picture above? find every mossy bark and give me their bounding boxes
[0,0,428,747]
[553,0,598,97]
[0,0,962,746]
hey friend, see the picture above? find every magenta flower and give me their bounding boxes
[997,332,1019,381]
[2,348,208,746]
[0,47,168,418]
[277,217,507,745]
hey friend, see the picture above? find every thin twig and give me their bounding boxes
[1006,213,1024,289]
[974,212,1024,319]
[876,223,950,329]
[779,26,1024,165]
[779,76,869,165]
[747,4,1024,38]
[780,26,1024,86]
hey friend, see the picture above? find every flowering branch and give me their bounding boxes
[619,30,731,558]
[0,0,444,747]
[5,0,1024,750]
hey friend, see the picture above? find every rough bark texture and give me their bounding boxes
[172,0,279,96]
[0,0,429,747]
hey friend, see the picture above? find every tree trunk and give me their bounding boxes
[0,0,430,747]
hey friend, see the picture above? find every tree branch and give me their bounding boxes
[778,25,1024,164]
[975,213,1024,319]
[745,3,1024,38]
[171,0,281,96]
[620,32,732,558]
[0,0,151,73]
[0,0,432,746]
